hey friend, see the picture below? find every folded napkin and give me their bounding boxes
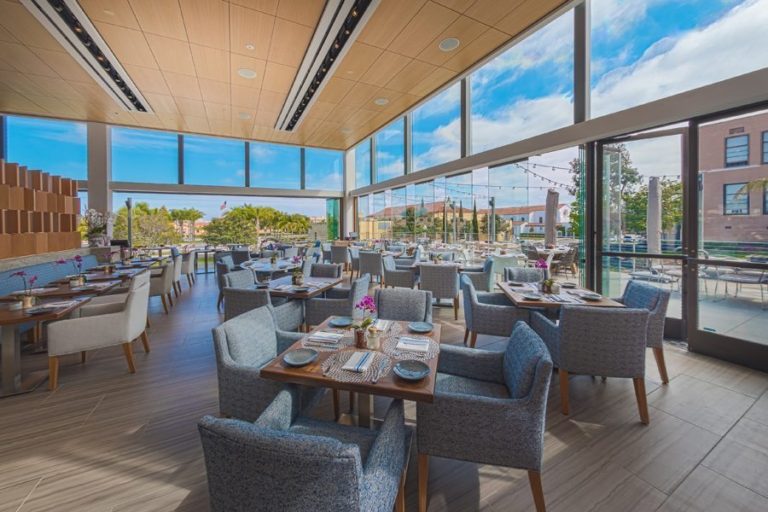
[396,337,430,353]
[342,351,374,373]
[373,319,390,331]
[308,331,344,344]
[12,287,49,295]
[44,300,78,308]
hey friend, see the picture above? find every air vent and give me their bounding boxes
[21,0,151,113]
[276,0,378,131]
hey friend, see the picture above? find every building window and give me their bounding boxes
[725,135,749,167]
[762,131,768,164]
[724,183,749,215]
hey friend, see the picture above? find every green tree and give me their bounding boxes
[623,179,683,236]
[113,202,180,247]
[169,208,204,241]
[480,212,504,240]
[471,202,479,240]
[202,205,311,245]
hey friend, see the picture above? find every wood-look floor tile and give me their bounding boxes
[658,466,768,511]
[703,417,768,497]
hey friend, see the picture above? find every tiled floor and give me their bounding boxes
[2,273,767,511]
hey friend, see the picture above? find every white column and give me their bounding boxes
[86,122,112,220]
[343,148,355,237]
[647,177,662,254]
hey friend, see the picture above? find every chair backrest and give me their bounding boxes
[216,253,235,269]
[212,306,279,367]
[310,263,342,279]
[331,245,350,264]
[124,280,150,341]
[460,274,478,329]
[231,250,251,265]
[348,247,359,260]
[348,274,372,310]
[180,252,194,273]
[503,322,553,400]
[129,269,151,291]
[525,246,541,261]
[224,269,255,288]
[172,254,182,281]
[622,281,670,348]
[223,288,272,321]
[283,247,298,259]
[215,262,231,291]
[419,264,459,299]
[198,415,363,512]
[558,306,650,378]
[374,288,432,323]
[358,251,383,277]
[504,267,544,283]
[382,255,397,272]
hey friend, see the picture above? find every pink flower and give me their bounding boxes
[10,270,26,277]
[355,295,376,314]
[29,276,38,286]
[74,255,83,262]
[55,258,68,265]
[534,259,549,269]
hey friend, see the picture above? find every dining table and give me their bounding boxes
[0,296,92,397]
[498,281,624,309]
[0,279,123,302]
[411,260,465,271]
[261,316,441,428]
[79,266,148,282]
[266,275,343,300]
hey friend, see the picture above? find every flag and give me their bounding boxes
[220,200,227,211]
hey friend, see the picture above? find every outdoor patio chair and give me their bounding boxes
[461,274,528,347]
[374,288,432,323]
[419,263,460,320]
[504,267,545,283]
[383,255,418,288]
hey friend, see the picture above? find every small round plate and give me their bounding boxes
[329,316,353,328]
[560,282,577,289]
[522,293,543,300]
[507,281,525,287]
[25,306,57,315]
[582,292,602,301]
[393,360,430,381]
[292,286,310,292]
[408,321,433,333]
[254,282,269,289]
[283,348,318,367]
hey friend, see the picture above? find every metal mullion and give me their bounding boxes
[684,120,699,344]
[404,114,412,175]
[593,140,604,293]
[370,136,377,184]
[574,0,590,123]
[584,141,596,289]
[177,134,184,185]
[461,77,471,157]
[300,147,306,189]
[244,141,250,187]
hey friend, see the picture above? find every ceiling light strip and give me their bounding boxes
[276,0,379,131]
[21,0,151,113]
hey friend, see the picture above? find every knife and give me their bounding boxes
[372,358,388,384]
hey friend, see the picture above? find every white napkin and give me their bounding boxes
[342,351,374,373]
[12,287,49,295]
[396,337,429,353]
[308,331,344,344]
[45,300,78,308]
[373,319,390,331]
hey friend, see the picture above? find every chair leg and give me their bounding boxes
[396,465,407,512]
[48,356,59,391]
[348,391,355,413]
[186,274,193,287]
[332,389,340,420]
[470,331,478,349]
[167,292,174,307]
[559,369,570,415]
[633,377,650,425]
[418,453,429,512]
[146,315,151,328]
[528,470,546,512]
[140,330,150,353]
[160,295,169,314]
[453,295,459,320]
[217,292,223,311]
[652,346,669,384]
[122,342,136,374]
[463,328,469,345]
[80,351,87,364]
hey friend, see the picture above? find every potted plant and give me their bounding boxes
[291,267,304,286]
[351,295,376,349]
[535,258,550,280]
[10,271,39,308]
[83,209,115,248]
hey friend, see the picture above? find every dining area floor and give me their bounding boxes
[2,273,768,511]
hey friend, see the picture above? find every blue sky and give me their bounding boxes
[6,0,768,218]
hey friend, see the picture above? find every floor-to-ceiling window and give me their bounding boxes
[112,127,178,184]
[306,148,343,191]
[375,118,405,182]
[250,142,301,189]
[183,135,245,186]
[354,140,372,188]
[412,83,461,171]
[6,116,87,181]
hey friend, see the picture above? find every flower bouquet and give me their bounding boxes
[352,295,377,349]
[84,209,115,247]
[10,271,39,308]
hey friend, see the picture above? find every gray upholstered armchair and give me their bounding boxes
[359,251,384,284]
[531,306,651,423]
[348,247,360,279]
[419,263,460,320]
[198,388,411,512]
[416,322,553,512]
[615,281,671,384]
[331,245,350,270]
[223,269,255,288]
[305,274,371,327]
[223,287,304,331]
[460,258,494,292]
[461,274,528,348]
[374,288,432,323]
[382,255,417,289]
[393,246,421,269]
[504,267,545,283]
[307,263,343,279]
[212,307,320,422]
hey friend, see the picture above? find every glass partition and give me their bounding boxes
[412,83,461,171]
[183,135,245,186]
[390,186,408,241]
[250,142,300,189]
[306,148,343,190]
[375,118,405,182]
[112,127,178,184]
[354,140,372,188]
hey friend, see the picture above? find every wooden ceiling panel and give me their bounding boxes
[386,2,459,58]
[0,0,567,149]
[179,0,230,50]
[145,34,194,75]
[127,0,188,40]
[230,4,275,60]
[78,0,140,30]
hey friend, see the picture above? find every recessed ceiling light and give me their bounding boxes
[373,97,389,106]
[103,9,115,16]
[438,37,460,52]
[340,127,352,134]
[345,70,355,75]
[237,68,257,79]
[238,112,252,120]
[245,43,255,50]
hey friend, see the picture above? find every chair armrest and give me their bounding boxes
[362,400,408,498]
[476,292,513,306]
[47,312,125,355]
[276,330,304,353]
[78,301,126,317]
[437,344,504,384]
[530,312,558,343]
[325,288,350,299]
[254,387,301,430]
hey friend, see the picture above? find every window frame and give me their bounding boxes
[762,131,768,164]
[724,134,749,168]
[723,182,749,215]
